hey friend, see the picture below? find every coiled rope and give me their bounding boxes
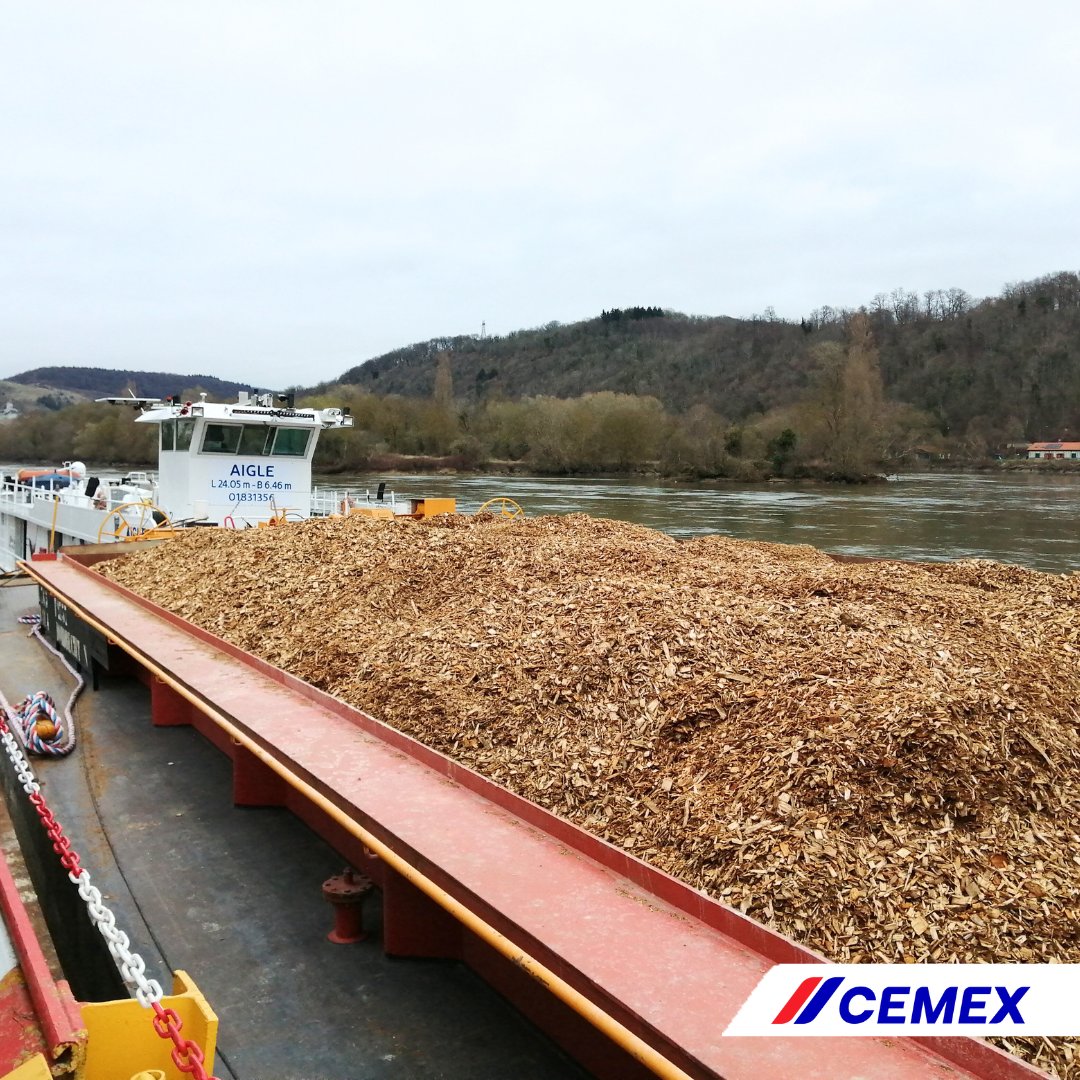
[0,613,81,756]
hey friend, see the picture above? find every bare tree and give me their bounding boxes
[809,313,886,474]
[433,352,454,410]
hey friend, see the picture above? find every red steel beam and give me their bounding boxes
[0,844,86,1072]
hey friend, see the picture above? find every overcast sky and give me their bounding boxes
[2,1,1078,388]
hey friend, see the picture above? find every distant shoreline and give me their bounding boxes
[6,457,1080,485]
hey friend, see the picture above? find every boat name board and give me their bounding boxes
[230,464,276,477]
[38,587,109,671]
[201,458,304,509]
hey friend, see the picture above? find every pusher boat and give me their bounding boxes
[0,390,357,571]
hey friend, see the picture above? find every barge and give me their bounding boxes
[0,392,1054,1078]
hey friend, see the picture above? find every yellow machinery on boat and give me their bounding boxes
[340,496,457,521]
[336,495,524,522]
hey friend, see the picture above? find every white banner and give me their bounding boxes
[723,964,1080,1036]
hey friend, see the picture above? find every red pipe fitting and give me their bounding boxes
[322,867,373,944]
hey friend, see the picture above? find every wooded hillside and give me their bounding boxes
[4,272,1078,478]
[330,272,1080,446]
[0,378,86,413]
[7,367,251,402]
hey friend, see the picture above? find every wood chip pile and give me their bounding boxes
[98,514,1080,1076]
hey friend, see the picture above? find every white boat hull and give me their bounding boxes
[1,488,116,571]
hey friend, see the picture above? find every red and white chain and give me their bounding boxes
[0,676,218,1078]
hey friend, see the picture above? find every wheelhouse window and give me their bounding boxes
[201,424,242,453]
[160,420,176,451]
[197,422,310,455]
[176,419,195,451]
[239,425,272,455]
[270,428,311,456]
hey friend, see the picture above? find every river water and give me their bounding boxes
[316,471,1080,575]
[7,459,1076,574]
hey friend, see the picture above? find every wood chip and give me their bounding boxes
[98,514,1080,1078]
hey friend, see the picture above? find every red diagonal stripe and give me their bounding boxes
[771,976,823,1024]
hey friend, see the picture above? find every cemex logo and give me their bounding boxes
[772,975,1026,1026]
[724,964,1080,1037]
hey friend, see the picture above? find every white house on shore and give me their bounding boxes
[1027,441,1080,460]
[0,401,18,421]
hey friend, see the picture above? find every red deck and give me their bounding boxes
[21,550,1046,1080]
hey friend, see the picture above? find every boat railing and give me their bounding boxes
[1,477,50,506]
[310,487,400,517]
[0,474,158,513]
[309,488,337,516]
[4,475,400,518]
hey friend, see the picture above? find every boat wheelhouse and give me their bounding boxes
[1,391,353,571]
[143,391,351,524]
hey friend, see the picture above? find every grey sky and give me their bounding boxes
[3,1,1078,388]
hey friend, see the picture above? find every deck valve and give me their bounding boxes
[322,867,373,944]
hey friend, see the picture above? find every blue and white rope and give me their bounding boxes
[2,613,81,756]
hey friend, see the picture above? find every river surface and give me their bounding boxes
[6,460,1076,574]
[316,471,1080,575]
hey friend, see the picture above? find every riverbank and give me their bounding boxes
[316,451,1080,483]
[317,453,898,484]
[11,450,1076,485]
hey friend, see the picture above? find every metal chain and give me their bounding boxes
[152,1001,215,1078]
[0,695,217,1079]
[71,866,164,1006]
